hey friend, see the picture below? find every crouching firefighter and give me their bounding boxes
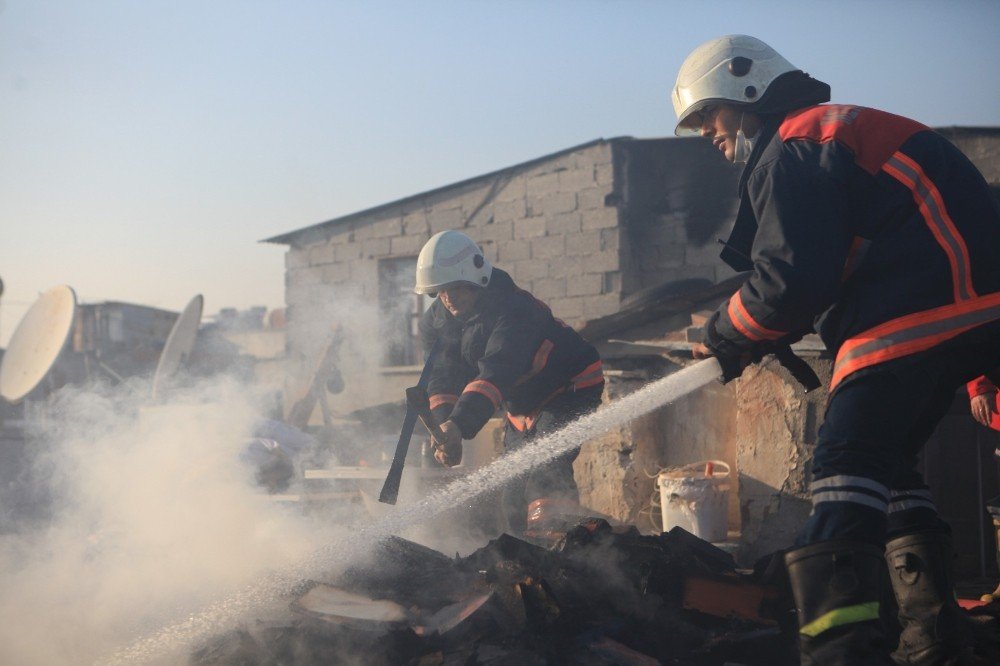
[672,35,1000,664]
[414,230,604,534]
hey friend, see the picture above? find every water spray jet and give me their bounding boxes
[101,359,724,664]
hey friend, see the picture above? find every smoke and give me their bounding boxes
[0,376,341,665]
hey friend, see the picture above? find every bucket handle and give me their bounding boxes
[661,459,730,479]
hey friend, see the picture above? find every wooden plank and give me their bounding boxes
[574,275,745,342]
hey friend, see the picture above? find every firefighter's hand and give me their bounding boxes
[694,341,753,382]
[971,393,998,427]
[433,420,463,467]
[692,343,713,359]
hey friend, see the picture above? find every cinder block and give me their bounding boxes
[458,185,494,213]
[403,211,429,235]
[539,191,577,216]
[429,207,465,233]
[351,222,375,242]
[567,230,602,255]
[600,228,621,252]
[547,296,584,320]
[478,221,514,242]
[526,171,561,199]
[547,211,581,236]
[287,267,323,287]
[511,259,549,282]
[335,242,362,262]
[326,227,352,245]
[372,217,404,238]
[559,167,596,192]
[493,198,527,224]
[321,262,351,283]
[532,277,567,300]
[514,217,547,239]
[348,259,374,282]
[285,249,310,269]
[481,240,499,263]
[581,207,618,230]
[583,250,620,273]
[566,273,603,297]
[495,175,527,203]
[543,155,576,172]
[361,237,391,257]
[307,243,337,265]
[578,186,611,211]
[390,233,426,256]
[548,255,584,279]
[595,162,615,186]
[497,239,531,263]
[531,235,566,260]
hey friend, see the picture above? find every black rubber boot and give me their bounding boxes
[785,539,893,665]
[884,531,975,665]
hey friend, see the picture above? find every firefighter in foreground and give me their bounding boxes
[414,230,604,534]
[674,35,1000,664]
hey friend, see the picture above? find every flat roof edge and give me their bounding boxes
[261,137,634,246]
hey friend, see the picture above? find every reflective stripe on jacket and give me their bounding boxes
[715,104,1000,393]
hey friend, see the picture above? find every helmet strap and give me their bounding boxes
[733,113,754,165]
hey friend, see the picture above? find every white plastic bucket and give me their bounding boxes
[658,460,731,542]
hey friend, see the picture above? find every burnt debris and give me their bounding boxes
[191,521,1000,665]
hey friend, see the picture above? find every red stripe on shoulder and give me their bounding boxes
[779,105,927,175]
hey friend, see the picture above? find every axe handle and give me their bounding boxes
[377,339,441,505]
[406,385,445,442]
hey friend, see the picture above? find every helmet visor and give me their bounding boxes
[674,100,720,136]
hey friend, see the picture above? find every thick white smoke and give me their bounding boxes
[0,376,340,665]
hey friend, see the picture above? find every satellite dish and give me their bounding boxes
[151,294,204,401]
[0,285,77,404]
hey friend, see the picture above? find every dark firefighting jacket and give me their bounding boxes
[709,104,1000,394]
[419,269,603,439]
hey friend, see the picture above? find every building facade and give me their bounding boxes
[266,129,1000,570]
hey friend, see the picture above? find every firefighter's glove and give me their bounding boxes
[433,420,463,467]
[700,310,758,384]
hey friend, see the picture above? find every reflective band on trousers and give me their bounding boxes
[799,601,881,638]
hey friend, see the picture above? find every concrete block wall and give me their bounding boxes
[283,140,625,339]
[614,138,741,295]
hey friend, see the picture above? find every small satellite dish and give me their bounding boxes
[0,285,77,404]
[151,294,204,401]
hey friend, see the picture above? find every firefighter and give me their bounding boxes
[969,373,1000,606]
[673,35,1000,664]
[414,230,604,534]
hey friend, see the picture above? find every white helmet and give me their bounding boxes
[414,230,492,295]
[672,35,798,135]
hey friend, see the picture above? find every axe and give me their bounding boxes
[378,338,441,504]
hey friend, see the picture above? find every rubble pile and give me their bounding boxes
[191,521,801,665]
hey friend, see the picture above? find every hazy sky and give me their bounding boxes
[2,0,998,346]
